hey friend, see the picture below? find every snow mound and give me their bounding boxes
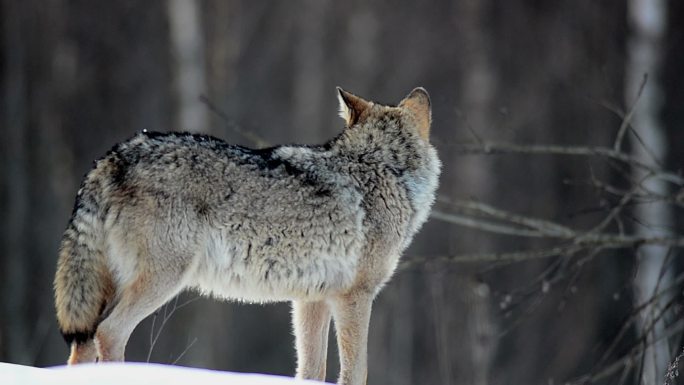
[0,362,328,385]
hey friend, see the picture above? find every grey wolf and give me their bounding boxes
[54,87,441,385]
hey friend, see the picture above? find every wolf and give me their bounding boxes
[54,87,441,385]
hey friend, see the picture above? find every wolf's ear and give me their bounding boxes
[337,87,371,127]
[399,87,431,140]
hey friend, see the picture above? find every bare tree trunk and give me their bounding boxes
[167,0,208,133]
[427,271,495,385]
[627,1,672,384]
[292,0,328,142]
[165,0,216,366]
[203,0,241,138]
[450,1,497,384]
[455,0,496,200]
[0,0,29,363]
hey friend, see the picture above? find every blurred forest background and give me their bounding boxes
[1,1,684,384]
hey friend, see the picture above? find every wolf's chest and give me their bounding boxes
[400,157,441,246]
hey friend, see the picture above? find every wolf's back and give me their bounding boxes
[54,158,116,345]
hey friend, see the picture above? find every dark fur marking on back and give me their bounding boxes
[195,201,210,217]
[109,154,129,189]
[233,145,321,187]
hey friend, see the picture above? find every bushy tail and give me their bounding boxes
[54,188,114,346]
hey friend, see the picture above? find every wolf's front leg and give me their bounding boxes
[331,291,373,385]
[292,300,332,381]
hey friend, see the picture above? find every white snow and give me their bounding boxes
[0,362,328,385]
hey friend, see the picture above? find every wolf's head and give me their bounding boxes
[333,87,440,251]
[336,87,432,142]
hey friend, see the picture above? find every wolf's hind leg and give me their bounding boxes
[67,339,98,364]
[292,300,332,381]
[95,271,186,362]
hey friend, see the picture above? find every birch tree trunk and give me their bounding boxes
[167,0,208,134]
[627,1,672,384]
[165,0,215,367]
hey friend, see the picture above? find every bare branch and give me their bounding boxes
[430,210,549,238]
[415,244,584,264]
[448,142,684,185]
[437,197,576,237]
[405,233,684,266]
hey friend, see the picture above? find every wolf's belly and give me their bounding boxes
[189,232,360,302]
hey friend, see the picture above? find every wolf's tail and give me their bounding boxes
[54,178,115,346]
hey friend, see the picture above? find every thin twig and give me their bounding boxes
[569,320,684,384]
[147,295,200,362]
[614,73,647,152]
[595,271,684,370]
[199,94,271,147]
[582,173,649,235]
[171,338,198,365]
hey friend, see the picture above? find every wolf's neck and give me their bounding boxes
[326,127,424,177]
